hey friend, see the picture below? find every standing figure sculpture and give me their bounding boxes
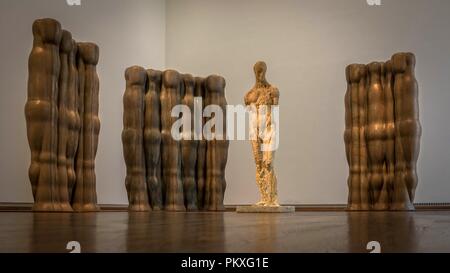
[66,38,80,200]
[72,42,100,211]
[204,75,228,211]
[392,52,421,210]
[181,74,198,211]
[25,18,62,211]
[56,30,74,211]
[160,70,185,211]
[122,66,150,211]
[244,61,280,207]
[194,77,207,209]
[144,69,163,210]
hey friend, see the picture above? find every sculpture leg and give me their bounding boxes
[398,120,421,203]
[145,129,163,210]
[391,136,414,210]
[181,139,198,211]
[262,139,278,207]
[196,139,207,209]
[251,139,265,205]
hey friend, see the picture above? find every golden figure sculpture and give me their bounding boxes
[344,53,421,211]
[244,61,280,207]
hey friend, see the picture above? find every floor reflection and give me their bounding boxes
[126,212,226,252]
[347,212,418,253]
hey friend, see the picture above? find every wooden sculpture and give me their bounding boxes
[122,68,229,211]
[72,42,100,212]
[26,18,63,211]
[144,69,163,210]
[66,39,80,200]
[161,70,185,211]
[57,30,74,211]
[204,75,229,211]
[25,18,100,212]
[194,77,207,209]
[344,52,421,211]
[123,66,150,211]
[181,74,198,211]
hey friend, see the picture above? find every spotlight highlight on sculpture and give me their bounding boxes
[237,61,294,213]
[25,18,100,212]
[344,52,421,211]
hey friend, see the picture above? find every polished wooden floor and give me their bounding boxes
[1,211,450,253]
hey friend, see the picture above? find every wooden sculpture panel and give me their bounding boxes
[345,52,421,211]
[122,68,229,211]
[25,18,100,212]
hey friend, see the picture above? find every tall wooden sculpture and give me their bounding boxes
[122,66,150,211]
[25,18,100,212]
[144,69,163,210]
[194,77,207,209]
[26,18,63,211]
[204,75,229,211]
[344,52,421,211]
[181,74,198,211]
[66,39,80,200]
[72,42,100,212]
[122,67,229,211]
[161,70,185,211]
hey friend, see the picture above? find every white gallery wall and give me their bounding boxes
[1,0,450,205]
[166,0,450,205]
[0,0,166,204]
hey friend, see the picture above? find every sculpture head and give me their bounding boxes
[77,42,99,65]
[385,60,393,74]
[368,62,382,77]
[405,52,416,69]
[60,30,73,53]
[125,66,147,86]
[253,61,268,84]
[146,69,162,87]
[205,75,226,93]
[348,64,360,84]
[392,53,407,74]
[32,18,62,45]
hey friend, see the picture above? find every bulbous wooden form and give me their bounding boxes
[344,53,421,211]
[26,18,63,211]
[25,18,100,212]
[145,69,163,210]
[72,42,100,212]
[122,66,150,212]
[160,70,185,211]
[194,77,207,209]
[204,75,229,211]
[181,74,198,211]
[122,68,228,211]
